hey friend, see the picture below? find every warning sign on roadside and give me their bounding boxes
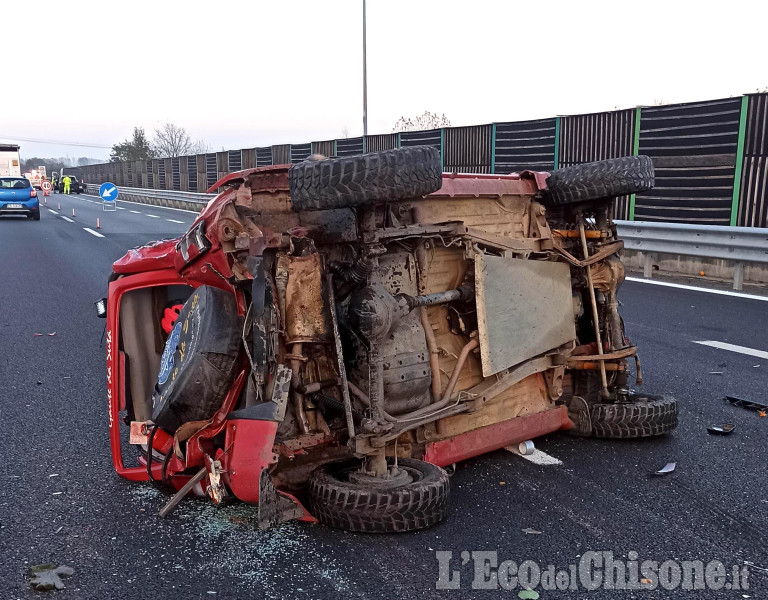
[41,181,52,192]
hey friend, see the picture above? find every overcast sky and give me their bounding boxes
[4,0,767,161]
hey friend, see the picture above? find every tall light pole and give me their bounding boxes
[363,0,368,137]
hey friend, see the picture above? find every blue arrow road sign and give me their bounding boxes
[99,182,119,202]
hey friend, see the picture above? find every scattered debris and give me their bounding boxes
[759,411,767,418]
[54,526,63,534]
[518,590,539,599]
[744,561,768,574]
[499,481,506,485]
[33,333,43,337]
[754,365,761,369]
[52,492,63,496]
[49,474,60,478]
[708,371,723,375]
[28,564,74,591]
[653,462,676,476]
[707,424,735,435]
[641,578,653,584]
[48,332,56,337]
[521,528,542,535]
[725,396,768,412]
[36,381,42,385]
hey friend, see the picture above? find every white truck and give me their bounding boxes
[0,144,22,177]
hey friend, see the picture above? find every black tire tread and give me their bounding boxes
[289,146,443,211]
[308,458,450,533]
[544,155,655,206]
[591,394,677,438]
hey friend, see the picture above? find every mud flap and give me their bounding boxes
[258,469,312,530]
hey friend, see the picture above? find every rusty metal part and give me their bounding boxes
[590,257,626,351]
[552,239,623,267]
[419,307,441,402]
[347,380,397,423]
[285,252,329,343]
[579,221,609,398]
[554,229,604,239]
[326,273,357,440]
[289,343,310,434]
[394,337,480,422]
[633,352,644,386]
[273,432,333,456]
[567,346,637,362]
[158,467,207,518]
[542,365,565,401]
[274,255,289,329]
[566,361,627,371]
[528,202,553,250]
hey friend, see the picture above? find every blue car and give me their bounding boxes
[0,177,40,220]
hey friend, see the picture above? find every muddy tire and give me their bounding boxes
[591,394,677,438]
[289,146,443,211]
[544,155,655,206]
[307,458,450,533]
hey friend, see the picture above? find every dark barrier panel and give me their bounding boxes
[337,136,364,157]
[399,129,442,160]
[443,125,492,174]
[242,149,255,170]
[256,147,272,167]
[205,153,217,189]
[187,155,197,192]
[171,157,181,191]
[272,144,290,165]
[291,143,311,163]
[494,118,556,174]
[738,93,768,228]
[634,97,742,224]
[228,150,242,172]
[364,133,398,153]
[559,109,635,220]
[146,160,154,188]
[312,140,335,157]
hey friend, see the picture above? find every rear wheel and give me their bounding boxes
[30,210,40,221]
[590,394,677,438]
[289,146,443,211]
[308,458,450,533]
[544,155,655,207]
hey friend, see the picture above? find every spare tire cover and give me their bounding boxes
[152,285,242,433]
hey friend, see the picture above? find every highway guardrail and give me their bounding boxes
[615,220,768,290]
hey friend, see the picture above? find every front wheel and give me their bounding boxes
[590,394,677,438]
[308,458,450,533]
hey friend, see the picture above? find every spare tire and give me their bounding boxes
[152,286,242,433]
[544,155,655,207]
[308,458,449,533]
[289,146,443,211]
[590,394,677,439]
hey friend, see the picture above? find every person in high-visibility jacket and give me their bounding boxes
[62,175,71,195]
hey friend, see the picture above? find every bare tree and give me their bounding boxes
[392,111,451,133]
[340,126,350,139]
[152,123,209,157]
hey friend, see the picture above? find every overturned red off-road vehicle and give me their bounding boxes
[103,147,677,532]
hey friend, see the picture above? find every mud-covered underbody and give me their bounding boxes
[106,149,676,532]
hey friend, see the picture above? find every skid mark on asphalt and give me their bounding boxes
[693,340,768,360]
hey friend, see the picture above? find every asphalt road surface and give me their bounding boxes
[1,192,766,599]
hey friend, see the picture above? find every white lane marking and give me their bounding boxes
[116,206,126,210]
[626,277,768,302]
[83,227,104,238]
[146,214,160,218]
[61,216,74,223]
[82,193,200,215]
[693,341,768,360]
[167,219,185,224]
[129,210,141,214]
[48,209,58,215]
[505,447,563,466]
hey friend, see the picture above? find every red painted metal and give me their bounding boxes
[221,419,279,503]
[423,407,573,467]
